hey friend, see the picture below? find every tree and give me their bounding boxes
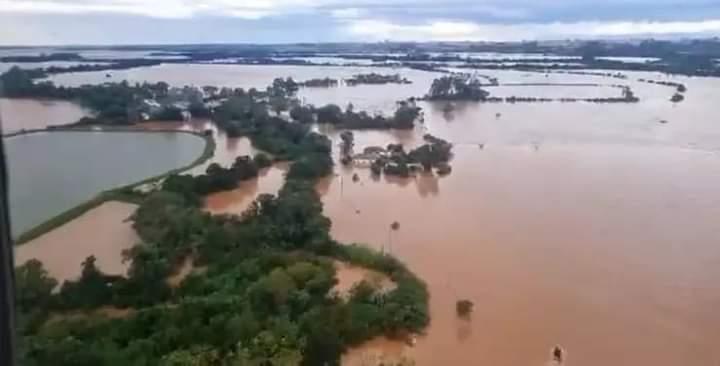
[15,259,58,311]
[393,103,421,128]
[253,154,272,169]
[252,268,297,311]
[159,345,220,366]
[316,104,343,124]
[456,299,473,317]
[287,153,333,180]
[269,95,290,115]
[671,92,685,103]
[340,130,354,160]
[428,75,489,101]
[289,105,315,123]
[58,256,119,309]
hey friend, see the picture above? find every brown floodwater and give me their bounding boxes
[14,201,139,283]
[10,64,720,365]
[333,261,395,298]
[204,163,289,215]
[330,144,720,366]
[0,98,88,134]
[174,69,720,366]
[140,119,289,213]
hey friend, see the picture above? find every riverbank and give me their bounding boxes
[10,125,215,244]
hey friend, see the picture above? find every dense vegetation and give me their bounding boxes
[368,134,454,177]
[344,73,411,86]
[16,103,428,366]
[0,67,166,123]
[163,154,270,204]
[10,71,434,364]
[41,59,163,75]
[16,179,428,365]
[427,75,490,101]
[313,101,422,129]
[0,52,84,62]
[298,77,338,88]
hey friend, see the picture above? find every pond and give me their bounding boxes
[4,130,206,235]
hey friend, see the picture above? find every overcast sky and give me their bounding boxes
[1,0,720,45]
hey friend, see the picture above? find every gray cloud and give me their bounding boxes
[1,0,720,44]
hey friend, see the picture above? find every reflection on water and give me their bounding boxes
[5,131,204,234]
[0,98,89,134]
[14,201,139,283]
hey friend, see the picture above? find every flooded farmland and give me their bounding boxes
[7,62,720,365]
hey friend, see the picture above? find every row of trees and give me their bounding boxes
[344,73,411,86]
[298,77,339,87]
[163,154,271,204]
[291,101,422,129]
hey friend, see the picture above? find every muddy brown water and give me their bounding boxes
[14,201,139,283]
[333,144,720,366]
[8,65,720,365]
[0,98,89,134]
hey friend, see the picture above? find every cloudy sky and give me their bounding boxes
[1,0,720,45]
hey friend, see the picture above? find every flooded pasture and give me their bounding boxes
[45,63,439,90]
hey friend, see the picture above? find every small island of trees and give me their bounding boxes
[427,75,490,101]
[298,77,339,87]
[365,134,454,177]
[345,73,411,86]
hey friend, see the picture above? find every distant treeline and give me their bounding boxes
[0,52,84,62]
[424,74,640,103]
[0,67,193,123]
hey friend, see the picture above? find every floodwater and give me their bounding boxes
[332,144,720,366]
[161,70,720,366]
[205,164,289,215]
[333,261,395,298]
[140,119,289,214]
[0,98,89,134]
[8,62,720,365]
[45,63,439,92]
[4,131,205,235]
[14,201,139,283]
[330,71,720,365]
